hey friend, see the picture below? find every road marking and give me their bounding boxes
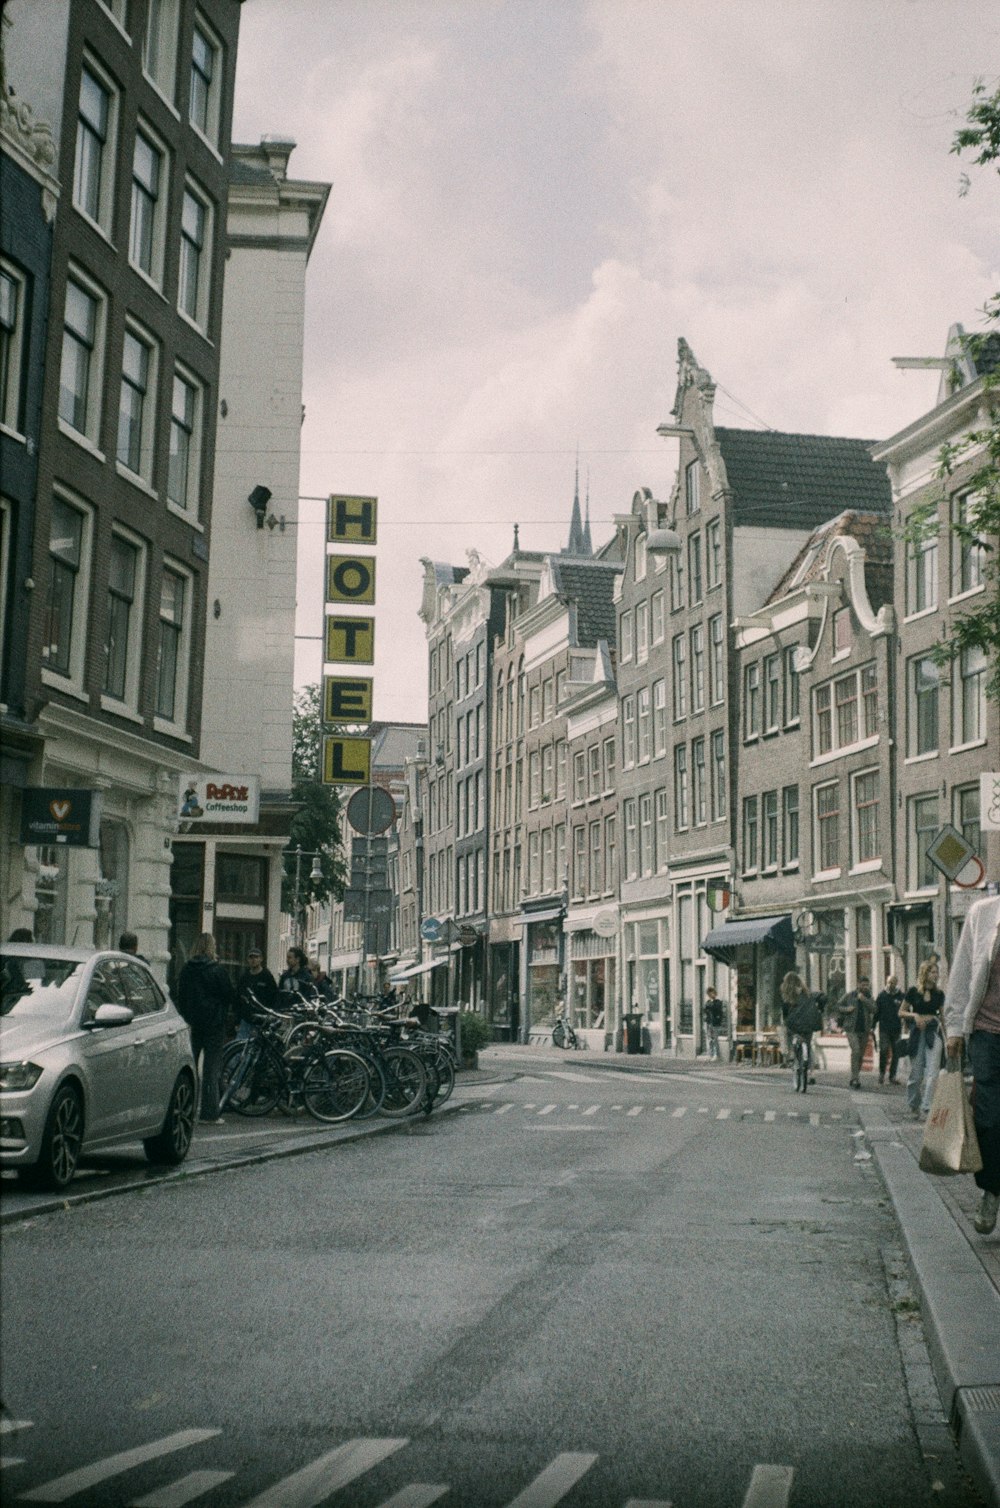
[672,1107,687,1118]
[624,1500,673,1507]
[611,1104,623,1110]
[809,1113,820,1126]
[741,1463,794,1508]
[538,1104,557,1116]
[504,1452,599,1508]
[655,1106,666,1112]
[373,1487,448,1508]
[698,1107,708,1115]
[239,1438,408,1508]
[716,1108,731,1120]
[2,1458,26,1468]
[131,1470,234,1506]
[583,1105,600,1116]
[764,1112,776,1122]
[0,1422,31,1436]
[786,1112,798,1119]
[495,1104,514,1114]
[627,1106,643,1116]
[20,1430,221,1502]
[542,1071,606,1083]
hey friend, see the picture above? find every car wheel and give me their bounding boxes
[22,1083,84,1191]
[144,1072,196,1165]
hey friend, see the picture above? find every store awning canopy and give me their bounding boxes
[702,914,794,966]
[389,957,449,981]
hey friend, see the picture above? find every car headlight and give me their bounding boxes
[0,1061,44,1091]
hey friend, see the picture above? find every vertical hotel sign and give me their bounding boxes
[321,495,376,786]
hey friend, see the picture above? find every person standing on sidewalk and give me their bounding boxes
[839,976,874,1089]
[944,896,1000,1237]
[704,988,724,1061]
[236,948,278,1038]
[873,975,904,1085]
[177,933,235,1124]
[901,959,944,1120]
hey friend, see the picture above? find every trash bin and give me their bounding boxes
[624,1012,643,1054]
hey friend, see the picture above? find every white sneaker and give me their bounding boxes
[973,1191,999,1235]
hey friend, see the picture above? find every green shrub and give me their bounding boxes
[458,1010,492,1057]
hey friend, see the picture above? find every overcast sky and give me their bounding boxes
[232,1,999,723]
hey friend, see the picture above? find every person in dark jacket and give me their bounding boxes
[177,933,235,1122]
[873,974,904,1085]
[900,958,945,1120]
[236,948,278,1036]
[279,946,316,1001]
[839,976,874,1090]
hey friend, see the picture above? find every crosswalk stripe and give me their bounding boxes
[20,1430,220,1503]
[238,1438,408,1508]
[764,1111,776,1122]
[697,1107,708,1114]
[583,1105,599,1116]
[523,1103,536,1109]
[2,1458,26,1469]
[538,1105,556,1115]
[495,1104,514,1114]
[0,1422,31,1437]
[672,1106,686,1117]
[373,1487,448,1508]
[655,1106,666,1112]
[627,1106,643,1116]
[809,1113,820,1126]
[741,1463,794,1508]
[131,1470,234,1507]
[503,1452,598,1508]
[716,1109,731,1120]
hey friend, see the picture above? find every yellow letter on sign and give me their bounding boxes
[325,616,374,665]
[323,676,373,724]
[326,555,375,605]
[327,495,377,545]
[322,735,371,786]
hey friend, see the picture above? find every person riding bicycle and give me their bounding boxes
[784,974,823,1086]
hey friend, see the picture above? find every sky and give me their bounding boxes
[231,0,999,723]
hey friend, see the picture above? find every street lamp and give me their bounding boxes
[287,844,324,948]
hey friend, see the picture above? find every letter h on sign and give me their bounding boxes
[327,495,377,545]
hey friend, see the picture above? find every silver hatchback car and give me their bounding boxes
[0,945,196,1190]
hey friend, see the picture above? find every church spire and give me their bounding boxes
[563,447,591,556]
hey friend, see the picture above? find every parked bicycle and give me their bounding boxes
[218,1005,371,1123]
[791,1032,811,1094]
[552,1013,582,1050]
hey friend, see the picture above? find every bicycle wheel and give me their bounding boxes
[302,1049,371,1123]
[378,1046,428,1116]
[230,1043,284,1116]
[349,1052,387,1119]
[431,1048,456,1104]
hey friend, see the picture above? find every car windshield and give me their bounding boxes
[0,955,84,1018]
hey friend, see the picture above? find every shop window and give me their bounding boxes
[33,845,68,944]
[216,853,266,904]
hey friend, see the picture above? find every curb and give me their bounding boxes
[860,1101,1000,1506]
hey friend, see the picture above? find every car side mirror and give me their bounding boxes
[84,1003,135,1028]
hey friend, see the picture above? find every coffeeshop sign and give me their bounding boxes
[177,775,261,825]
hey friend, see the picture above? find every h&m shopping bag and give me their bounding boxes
[918,1061,983,1176]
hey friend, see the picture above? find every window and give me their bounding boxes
[117,325,158,482]
[705,517,721,589]
[130,126,167,283]
[690,624,705,713]
[74,62,116,231]
[653,678,667,756]
[635,793,653,876]
[572,825,586,897]
[832,606,851,656]
[143,0,179,100]
[674,745,689,831]
[179,182,212,328]
[602,736,616,792]
[955,645,986,745]
[742,795,758,871]
[952,493,986,596]
[541,745,554,804]
[910,794,939,890]
[651,589,665,644]
[709,614,724,705]
[834,670,858,748]
[604,815,617,890]
[692,737,707,826]
[623,798,638,878]
[815,782,840,872]
[784,645,800,723]
[685,460,700,515]
[622,695,636,768]
[764,653,780,731]
[669,551,685,612]
[656,789,669,871]
[862,663,878,737]
[59,274,105,444]
[588,744,601,797]
[907,530,938,615]
[672,634,687,720]
[744,663,760,739]
[636,601,649,664]
[814,663,878,756]
[711,729,726,821]
[189,14,222,144]
[761,789,778,868]
[529,684,540,728]
[0,260,27,432]
[541,829,554,893]
[782,784,799,866]
[815,682,832,754]
[619,609,633,662]
[954,785,981,858]
[43,494,92,684]
[528,751,541,808]
[103,533,143,704]
[910,655,939,756]
[555,739,567,799]
[637,687,652,762]
[852,769,879,865]
[588,822,603,896]
[573,750,586,802]
[155,565,190,725]
[634,531,647,582]
[688,532,702,605]
[542,679,554,721]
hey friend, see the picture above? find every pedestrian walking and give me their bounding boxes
[235,947,278,1037]
[838,976,874,1089]
[944,896,1000,1236]
[176,932,235,1123]
[873,975,904,1084]
[784,975,823,1086]
[900,959,944,1120]
[704,987,724,1060]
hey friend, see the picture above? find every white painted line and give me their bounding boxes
[239,1438,408,1508]
[627,1106,643,1116]
[373,1487,448,1508]
[20,1430,221,1503]
[716,1108,731,1120]
[698,1107,708,1115]
[582,1105,600,1116]
[131,1470,234,1507]
[809,1113,820,1126]
[0,1422,31,1437]
[495,1104,514,1115]
[611,1104,623,1110]
[764,1111,776,1122]
[741,1463,794,1508]
[538,1104,557,1116]
[527,1126,601,1132]
[671,1106,687,1118]
[523,1103,536,1109]
[623,1500,673,1508]
[543,1071,605,1084]
[786,1112,798,1119]
[2,1458,26,1468]
[503,1452,599,1508]
[567,1104,579,1110]
[655,1106,666,1112]
[831,1113,843,1120]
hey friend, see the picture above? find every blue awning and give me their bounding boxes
[702,914,794,966]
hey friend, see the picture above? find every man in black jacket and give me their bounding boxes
[873,975,904,1085]
[177,933,235,1123]
[839,976,875,1090]
[236,948,278,1036]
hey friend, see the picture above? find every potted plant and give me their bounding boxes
[458,1010,492,1069]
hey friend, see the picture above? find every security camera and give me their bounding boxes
[248,485,272,528]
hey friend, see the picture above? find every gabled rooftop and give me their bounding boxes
[766,509,893,611]
[549,557,623,648]
[715,428,893,531]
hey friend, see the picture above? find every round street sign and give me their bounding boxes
[346,784,396,835]
[420,917,442,942]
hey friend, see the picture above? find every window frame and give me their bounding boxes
[178,178,213,331]
[154,559,194,732]
[73,56,119,236]
[42,489,94,692]
[142,0,180,104]
[116,319,159,487]
[102,525,147,713]
[0,258,28,435]
[814,780,841,876]
[851,767,880,869]
[189,10,224,148]
[954,644,986,748]
[58,267,108,451]
[129,119,170,288]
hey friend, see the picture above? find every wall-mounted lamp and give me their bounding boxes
[248,484,272,529]
[633,487,682,555]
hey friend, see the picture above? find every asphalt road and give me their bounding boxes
[0,1064,981,1508]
